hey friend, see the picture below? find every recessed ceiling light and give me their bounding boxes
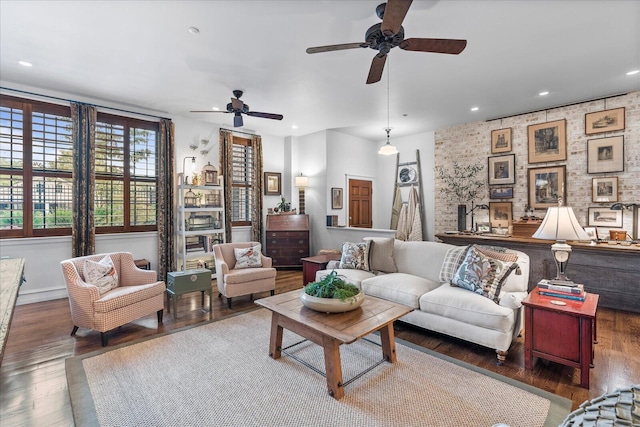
[539,91,550,96]
[626,69,639,76]
[188,27,200,35]
[470,107,479,112]
[212,107,220,111]
[291,125,298,129]
[18,60,32,67]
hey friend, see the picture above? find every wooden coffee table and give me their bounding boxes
[255,289,413,399]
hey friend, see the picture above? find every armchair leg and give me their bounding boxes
[71,325,79,336]
[496,350,507,366]
[270,290,275,296]
[157,309,163,323]
[101,332,108,347]
[227,297,232,309]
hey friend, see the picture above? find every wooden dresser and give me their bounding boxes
[265,214,309,268]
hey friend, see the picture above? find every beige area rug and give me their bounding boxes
[66,309,570,427]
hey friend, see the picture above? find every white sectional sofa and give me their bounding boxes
[315,238,530,364]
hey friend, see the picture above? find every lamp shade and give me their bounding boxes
[294,176,308,188]
[532,206,590,241]
[378,142,398,155]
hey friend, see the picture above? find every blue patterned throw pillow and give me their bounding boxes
[451,245,518,303]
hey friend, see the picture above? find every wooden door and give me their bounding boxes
[348,179,372,228]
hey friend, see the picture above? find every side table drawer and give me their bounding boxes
[167,269,211,293]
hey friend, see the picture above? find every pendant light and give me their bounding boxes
[378,59,398,156]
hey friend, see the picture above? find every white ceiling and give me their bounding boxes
[1,1,639,142]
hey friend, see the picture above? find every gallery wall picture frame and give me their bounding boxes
[585,107,625,135]
[331,187,343,210]
[491,128,512,154]
[587,207,623,228]
[489,201,513,228]
[487,154,515,185]
[591,176,618,203]
[528,165,566,210]
[583,226,598,241]
[527,119,567,164]
[489,186,514,199]
[587,135,624,174]
[264,172,282,196]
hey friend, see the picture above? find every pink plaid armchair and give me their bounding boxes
[60,252,165,346]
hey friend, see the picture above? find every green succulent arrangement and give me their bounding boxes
[303,270,361,302]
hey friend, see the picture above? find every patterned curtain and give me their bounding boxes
[157,119,175,281]
[251,135,264,243]
[70,102,96,257]
[219,129,234,243]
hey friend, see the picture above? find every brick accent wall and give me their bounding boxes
[434,91,639,235]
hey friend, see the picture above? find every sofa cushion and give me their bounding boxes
[225,267,276,285]
[339,241,371,271]
[83,255,119,295]
[234,244,263,269]
[439,245,470,283]
[420,284,515,333]
[364,237,397,273]
[451,245,518,302]
[361,273,440,309]
[315,269,375,288]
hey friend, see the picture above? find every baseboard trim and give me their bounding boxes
[17,288,68,305]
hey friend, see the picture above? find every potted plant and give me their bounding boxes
[276,196,291,213]
[435,161,485,232]
[300,270,364,313]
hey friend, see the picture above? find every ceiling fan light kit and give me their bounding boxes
[306,0,467,84]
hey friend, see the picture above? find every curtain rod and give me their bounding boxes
[220,127,258,137]
[0,86,172,121]
[486,92,629,122]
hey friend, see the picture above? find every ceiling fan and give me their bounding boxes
[190,90,284,127]
[306,0,467,84]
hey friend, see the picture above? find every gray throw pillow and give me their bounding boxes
[439,245,470,283]
[363,237,397,273]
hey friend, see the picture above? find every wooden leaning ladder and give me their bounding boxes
[391,149,426,239]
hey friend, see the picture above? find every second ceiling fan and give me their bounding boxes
[306,0,467,84]
[190,90,283,127]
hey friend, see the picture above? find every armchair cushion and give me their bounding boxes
[94,281,165,313]
[224,267,276,285]
[234,244,263,269]
[83,255,119,294]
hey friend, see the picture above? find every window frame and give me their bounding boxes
[230,137,254,227]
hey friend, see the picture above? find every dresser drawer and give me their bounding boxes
[267,231,308,239]
[268,237,309,247]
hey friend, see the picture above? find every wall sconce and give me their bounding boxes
[294,174,309,214]
[182,156,196,184]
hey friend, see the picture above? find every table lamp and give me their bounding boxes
[294,174,308,214]
[532,202,589,284]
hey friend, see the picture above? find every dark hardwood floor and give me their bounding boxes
[1,270,638,426]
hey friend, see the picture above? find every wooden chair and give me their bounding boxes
[213,242,276,308]
[60,252,165,346]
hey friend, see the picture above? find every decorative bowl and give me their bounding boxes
[299,290,365,313]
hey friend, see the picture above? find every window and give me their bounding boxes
[231,137,253,226]
[0,95,159,238]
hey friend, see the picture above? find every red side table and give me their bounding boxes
[522,286,599,388]
[300,254,341,285]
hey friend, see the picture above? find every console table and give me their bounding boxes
[435,233,640,313]
[1,258,25,364]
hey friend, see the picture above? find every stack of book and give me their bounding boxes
[537,280,586,301]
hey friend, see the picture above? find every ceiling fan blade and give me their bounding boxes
[246,111,284,121]
[306,42,368,54]
[381,0,413,37]
[234,113,243,127]
[190,110,230,113]
[399,38,467,54]
[366,54,387,84]
[231,98,243,110]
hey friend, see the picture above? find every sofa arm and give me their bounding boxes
[499,291,528,309]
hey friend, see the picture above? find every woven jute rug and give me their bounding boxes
[66,309,571,427]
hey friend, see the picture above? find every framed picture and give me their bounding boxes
[397,164,418,186]
[491,128,512,154]
[331,187,343,209]
[585,107,625,135]
[587,207,623,228]
[487,154,515,185]
[583,227,598,241]
[489,186,513,199]
[591,177,618,203]
[528,165,566,210]
[264,172,281,196]
[527,119,567,163]
[587,136,624,174]
[476,222,491,233]
[489,202,512,228]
